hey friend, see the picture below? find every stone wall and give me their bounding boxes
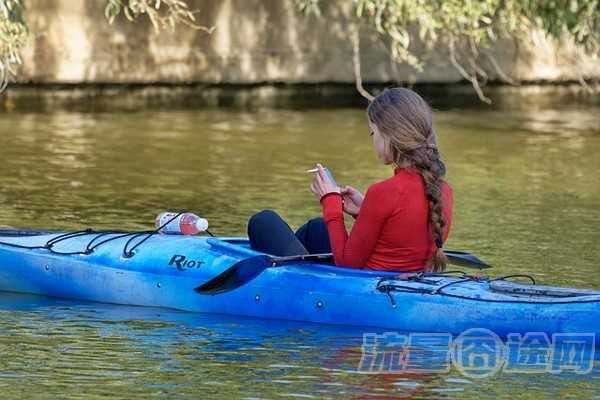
[13,0,600,84]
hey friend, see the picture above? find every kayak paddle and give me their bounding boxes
[194,250,491,295]
[443,250,492,269]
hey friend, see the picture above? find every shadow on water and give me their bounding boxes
[2,83,600,113]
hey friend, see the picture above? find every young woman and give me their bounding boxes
[248,88,453,273]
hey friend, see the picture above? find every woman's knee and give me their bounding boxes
[247,209,307,256]
[248,209,281,231]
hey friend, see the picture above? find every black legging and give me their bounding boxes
[247,210,332,256]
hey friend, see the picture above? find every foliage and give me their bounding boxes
[0,0,27,91]
[297,0,600,101]
[522,0,599,51]
[296,0,322,17]
[2,0,598,99]
[0,0,213,92]
[105,0,214,33]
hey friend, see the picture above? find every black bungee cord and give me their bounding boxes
[0,211,214,259]
[375,271,600,306]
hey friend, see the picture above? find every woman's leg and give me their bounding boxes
[295,217,332,254]
[247,210,308,256]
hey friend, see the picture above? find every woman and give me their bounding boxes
[248,87,452,273]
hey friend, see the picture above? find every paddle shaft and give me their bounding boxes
[270,250,490,269]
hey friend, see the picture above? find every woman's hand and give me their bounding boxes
[340,185,364,217]
[310,164,340,200]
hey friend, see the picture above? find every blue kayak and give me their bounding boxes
[1,229,599,343]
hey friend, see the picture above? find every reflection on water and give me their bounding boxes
[0,293,598,399]
[1,103,600,398]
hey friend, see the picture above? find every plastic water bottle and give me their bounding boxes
[155,212,209,235]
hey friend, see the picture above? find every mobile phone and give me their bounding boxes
[307,167,337,187]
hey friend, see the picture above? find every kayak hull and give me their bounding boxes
[1,232,599,343]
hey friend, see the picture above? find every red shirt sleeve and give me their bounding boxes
[320,185,399,268]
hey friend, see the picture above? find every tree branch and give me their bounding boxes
[352,24,374,101]
[449,40,491,104]
[485,52,519,85]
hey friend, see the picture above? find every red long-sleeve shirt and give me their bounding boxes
[320,168,453,272]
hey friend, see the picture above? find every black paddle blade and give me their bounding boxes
[444,250,491,269]
[194,255,272,295]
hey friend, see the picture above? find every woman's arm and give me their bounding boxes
[320,184,394,267]
[340,185,364,217]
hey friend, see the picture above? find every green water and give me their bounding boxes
[0,101,599,398]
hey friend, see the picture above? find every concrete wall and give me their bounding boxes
[14,0,600,84]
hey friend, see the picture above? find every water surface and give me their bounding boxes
[0,101,599,398]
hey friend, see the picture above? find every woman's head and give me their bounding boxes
[367,88,448,272]
[367,88,437,166]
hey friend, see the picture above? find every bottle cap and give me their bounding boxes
[195,218,209,232]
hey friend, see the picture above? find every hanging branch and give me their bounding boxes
[485,52,519,85]
[574,47,595,94]
[0,0,215,93]
[105,0,214,33]
[0,0,28,92]
[449,40,491,104]
[296,0,600,103]
[469,59,489,84]
[351,24,374,102]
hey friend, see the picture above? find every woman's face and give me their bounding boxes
[369,121,393,164]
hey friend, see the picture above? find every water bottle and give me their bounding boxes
[155,212,209,235]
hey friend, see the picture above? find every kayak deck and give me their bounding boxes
[0,229,598,308]
[0,228,599,345]
[1,230,600,305]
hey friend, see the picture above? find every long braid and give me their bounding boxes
[412,146,448,272]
